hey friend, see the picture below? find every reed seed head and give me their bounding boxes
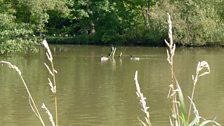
[197,61,210,77]
[42,103,56,126]
[0,61,21,75]
[134,71,151,125]
[42,39,53,62]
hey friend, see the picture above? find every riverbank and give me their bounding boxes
[46,36,224,47]
[46,36,166,46]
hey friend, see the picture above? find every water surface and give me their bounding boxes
[0,45,224,126]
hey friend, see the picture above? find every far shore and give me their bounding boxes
[46,36,224,47]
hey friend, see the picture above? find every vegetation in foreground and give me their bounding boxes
[0,0,224,53]
[134,14,221,126]
[0,40,59,126]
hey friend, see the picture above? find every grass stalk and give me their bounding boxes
[165,13,180,126]
[164,14,219,126]
[187,61,210,122]
[51,61,58,126]
[0,61,46,126]
[134,71,152,126]
[0,40,59,126]
[42,103,56,126]
[54,96,58,126]
[42,39,59,126]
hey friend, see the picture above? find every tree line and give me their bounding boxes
[0,0,223,53]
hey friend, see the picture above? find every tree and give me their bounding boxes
[0,0,68,53]
[0,0,35,53]
[11,0,69,35]
[127,0,156,30]
[149,0,224,45]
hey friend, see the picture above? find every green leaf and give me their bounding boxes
[175,79,187,123]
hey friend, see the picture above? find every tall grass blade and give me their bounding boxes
[165,13,181,126]
[44,63,54,76]
[188,97,200,126]
[188,61,210,122]
[29,97,39,117]
[139,119,149,126]
[42,39,59,126]
[175,79,188,126]
[189,117,199,126]
[134,71,152,126]
[0,61,46,126]
[199,120,221,126]
[42,103,56,126]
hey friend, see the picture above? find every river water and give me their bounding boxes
[0,45,223,126]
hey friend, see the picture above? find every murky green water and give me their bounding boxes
[0,45,224,126]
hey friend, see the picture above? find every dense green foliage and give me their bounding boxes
[150,0,224,46]
[0,0,223,53]
[46,0,223,46]
[0,0,68,53]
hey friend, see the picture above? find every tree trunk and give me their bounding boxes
[142,1,150,30]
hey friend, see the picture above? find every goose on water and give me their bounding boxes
[130,56,140,61]
[101,56,109,61]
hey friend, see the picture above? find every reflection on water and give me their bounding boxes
[0,45,224,126]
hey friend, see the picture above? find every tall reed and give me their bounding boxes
[165,13,180,126]
[187,61,210,121]
[0,61,46,126]
[0,39,59,126]
[134,71,151,126]
[165,13,220,126]
[134,13,221,126]
[42,39,59,126]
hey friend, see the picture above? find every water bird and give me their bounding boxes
[101,46,116,61]
[130,55,140,61]
[100,56,109,61]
